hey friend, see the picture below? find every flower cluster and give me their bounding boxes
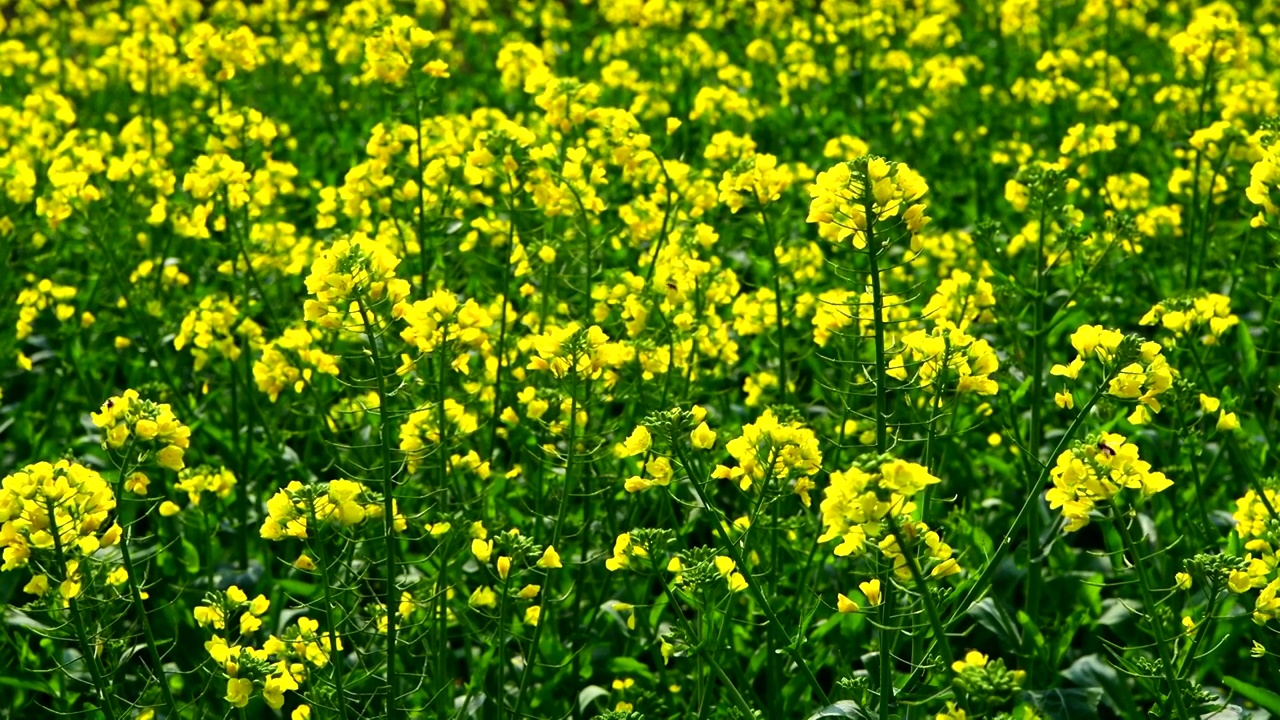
[303,233,411,329]
[1045,433,1173,532]
[260,480,405,540]
[0,461,119,600]
[806,156,930,249]
[711,409,822,505]
[818,457,960,579]
[91,390,191,471]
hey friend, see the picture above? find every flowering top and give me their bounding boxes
[1247,133,1280,228]
[175,466,237,507]
[1050,326,1174,425]
[1139,293,1239,344]
[806,156,930,250]
[712,409,822,505]
[1045,433,1172,532]
[0,460,119,577]
[303,233,411,330]
[887,327,1000,396]
[260,479,405,540]
[360,16,448,85]
[91,390,191,471]
[174,295,263,372]
[399,290,493,356]
[716,153,794,213]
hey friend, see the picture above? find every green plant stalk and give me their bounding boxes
[884,512,955,666]
[1025,196,1048,684]
[512,373,579,720]
[657,576,755,717]
[46,497,120,720]
[860,167,896,714]
[113,451,178,718]
[495,571,511,720]
[1178,588,1221,678]
[671,442,831,705]
[878,569,893,719]
[412,81,430,295]
[487,186,518,463]
[228,352,250,568]
[310,511,352,720]
[1113,503,1191,720]
[357,298,401,720]
[757,199,790,402]
[862,186,889,453]
[944,375,1112,624]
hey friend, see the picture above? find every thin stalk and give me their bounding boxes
[672,442,831,705]
[47,497,120,719]
[1178,587,1221,677]
[512,375,578,720]
[357,298,401,720]
[111,452,178,718]
[310,512,352,720]
[884,512,954,666]
[656,577,755,718]
[757,199,790,401]
[1025,197,1048,683]
[855,171,906,712]
[878,572,893,719]
[1113,504,1190,720]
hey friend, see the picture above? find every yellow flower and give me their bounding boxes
[951,650,989,673]
[1175,572,1192,591]
[690,422,717,449]
[1217,411,1239,432]
[1229,570,1254,593]
[860,578,882,606]
[472,538,494,563]
[292,706,312,720]
[159,501,181,517]
[537,546,562,569]
[621,425,651,457]
[23,574,49,595]
[225,677,253,708]
[836,593,859,613]
[525,605,541,626]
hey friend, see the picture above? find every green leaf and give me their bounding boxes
[1061,654,1136,717]
[1022,688,1103,720]
[181,538,200,575]
[968,596,1022,647]
[807,700,873,719]
[607,656,656,682]
[1224,676,1280,713]
[1237,322,1258,381]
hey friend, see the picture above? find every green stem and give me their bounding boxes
[878,571,893,719]
[657,577,755,717]
[357,298,400,720]
[672,442,831,705]
[310,512,351,720]
[1113,503,1190,720]
[884,512,954,666]
[862,179,889,453]
[47,497,120,719]
[757,200,789,402]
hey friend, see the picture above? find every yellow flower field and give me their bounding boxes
[2,0,1280,718]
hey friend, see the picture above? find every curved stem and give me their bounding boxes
[47,497,120,719]
[310,513,351,720]
[357,298,400,720]
[672,442,831,705]
[1113,504,1190,720]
